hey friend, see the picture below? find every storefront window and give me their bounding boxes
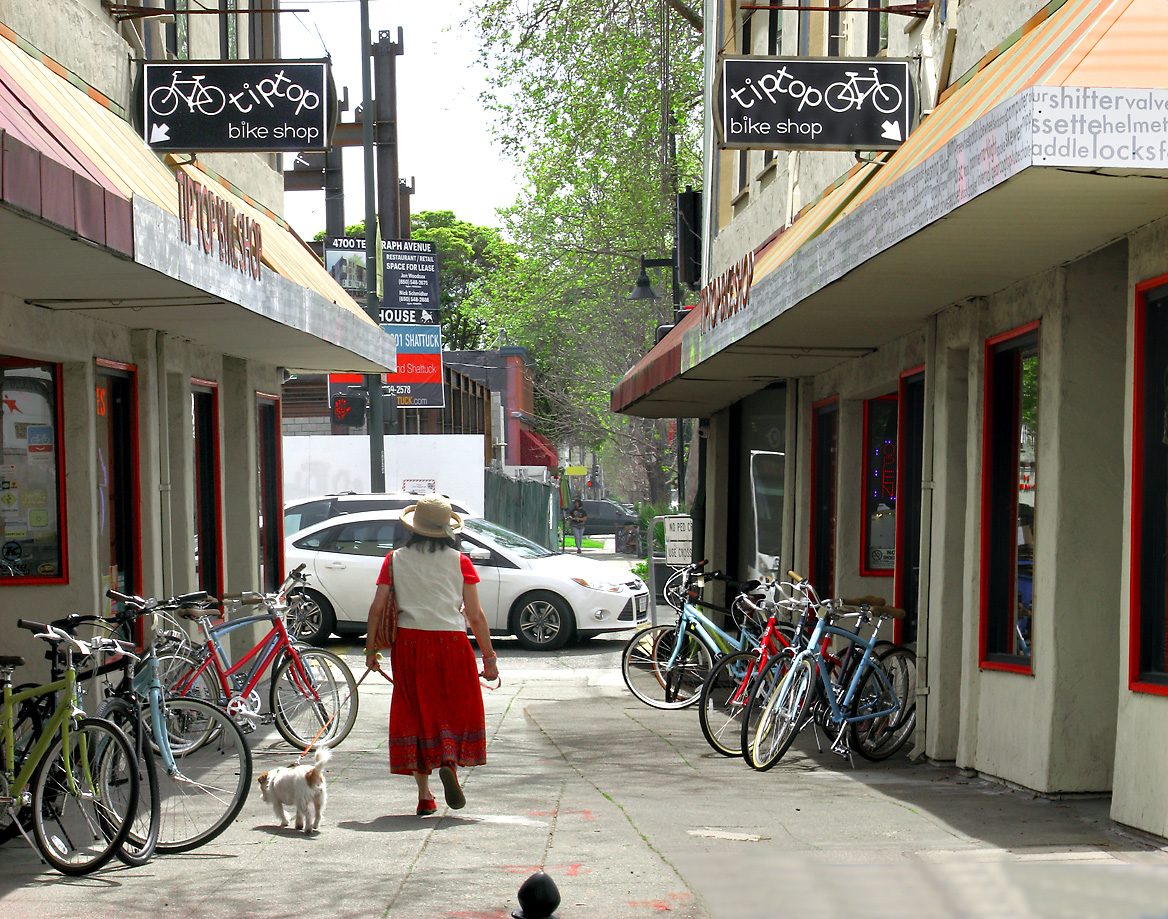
[1133,284,1168,687]
[980,323,1039,669]
[734,385,786,580]
[810,399,838,597]
[861,395,897,576]
[0,359,65,582]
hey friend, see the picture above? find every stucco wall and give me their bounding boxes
[1112,215,1168,834]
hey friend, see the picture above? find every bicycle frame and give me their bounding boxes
[665,599,756,668]
[174,612,322,707]
[796,615,899,727]
[2,669,89,803]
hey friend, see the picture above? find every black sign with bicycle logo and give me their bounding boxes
[136,60,335,153]
[716,57,916,152]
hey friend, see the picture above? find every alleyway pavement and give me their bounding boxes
[3,539,1167,918]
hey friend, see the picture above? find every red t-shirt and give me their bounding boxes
[376,550,480,585]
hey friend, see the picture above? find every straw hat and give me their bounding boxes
[400,493,464,539]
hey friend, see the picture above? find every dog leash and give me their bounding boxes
[293,664,392,764]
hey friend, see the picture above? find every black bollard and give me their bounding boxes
[511,870,561,919]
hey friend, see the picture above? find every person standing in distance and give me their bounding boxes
[568,497,588,554]
[365,494,500,816]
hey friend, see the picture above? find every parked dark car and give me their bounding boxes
[580,499,638,537]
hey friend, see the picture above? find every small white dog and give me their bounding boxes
[257,747,331,834]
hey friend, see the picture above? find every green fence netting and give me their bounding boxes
[484,470,560,550]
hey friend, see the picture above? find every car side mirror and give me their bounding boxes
[467,547,492,563]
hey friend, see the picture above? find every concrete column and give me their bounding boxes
[834,398,864,600]
[221,357,259,594]
[131,330,163,602]
[167,371,195,595]
[925,310,971,761]
[1043,242,1125,791]
[63,359,99,619]
[706,408,732,608]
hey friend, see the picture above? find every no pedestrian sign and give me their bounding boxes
[137,60,334,152]
[664,516,693,565]
[716,57,916,151]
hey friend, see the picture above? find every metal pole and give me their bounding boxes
[375,30,404,437]
[360,0,385,491]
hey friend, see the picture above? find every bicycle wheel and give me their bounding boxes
[824,82,856,112]
[872,82,903,114]
[745,656,817,771]
[621,624,714,710]
[702,649,793,757]
[850,648,916,761]
[31,717,139,875]
[699,652,756,756]
[148,85,179,116]
[146,697,252,853]
[95,698,160,866]
[270,648,358,749]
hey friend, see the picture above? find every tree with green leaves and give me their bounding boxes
[464,0,704,505]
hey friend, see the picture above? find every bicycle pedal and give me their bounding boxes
[260,713,276,725]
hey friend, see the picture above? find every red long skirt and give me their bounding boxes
[388,628,487,775]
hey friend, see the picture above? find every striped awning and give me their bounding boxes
[0,25,394,373]
[614,0,1168,418]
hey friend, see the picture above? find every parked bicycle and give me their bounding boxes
[621,561,765,710]
[742,572,915,770]
[98,591,254,856]
[1,622,139,875]
[166,566,359,749]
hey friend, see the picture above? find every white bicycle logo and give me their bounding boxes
[149,73,226,117]
[825,67,903,114]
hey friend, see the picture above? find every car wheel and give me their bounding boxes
[284,588,336,646]
[511,591,575,652]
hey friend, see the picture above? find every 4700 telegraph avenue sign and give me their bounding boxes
[136,60,334,152]
[716,56,916,152]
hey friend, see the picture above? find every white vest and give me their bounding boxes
[392,545,465,632]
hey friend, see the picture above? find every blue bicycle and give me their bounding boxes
[621,561,765,709]
[742,572,915,769]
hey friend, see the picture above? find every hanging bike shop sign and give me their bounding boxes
[136,60,334,152]
[715,56,917,151]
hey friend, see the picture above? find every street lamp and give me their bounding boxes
[626,254,683,323]
[626,252,688,507]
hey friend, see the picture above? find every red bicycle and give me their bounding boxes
[166,567,359,749]
[697,575,881,757]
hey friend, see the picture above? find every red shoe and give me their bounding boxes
[416,798,437,816]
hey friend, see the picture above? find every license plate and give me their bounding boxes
[635,594,648,613]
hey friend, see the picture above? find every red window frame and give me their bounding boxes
[96,358,142,616]
[978,320,1040,674]
[809,396,838,598]
[860,392,898,578]
[0,357,68,586]
[1130,274,1168,696]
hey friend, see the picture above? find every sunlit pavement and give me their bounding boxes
[4,617,1168,918]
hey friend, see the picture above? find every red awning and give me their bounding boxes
[610,305,699,414]
[520,428,559,467]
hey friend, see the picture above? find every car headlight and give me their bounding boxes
[571,577,623,593]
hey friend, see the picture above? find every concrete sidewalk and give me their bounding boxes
[3,650,1168,919]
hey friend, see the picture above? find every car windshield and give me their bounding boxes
[463,518,556,558]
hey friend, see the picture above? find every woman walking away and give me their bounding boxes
[365,494,500,816]
[568,497,588,554]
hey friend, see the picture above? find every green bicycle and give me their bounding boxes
[1,619,140,875]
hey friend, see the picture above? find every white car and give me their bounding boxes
[284,492,478,539]
[283,511,650,650]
